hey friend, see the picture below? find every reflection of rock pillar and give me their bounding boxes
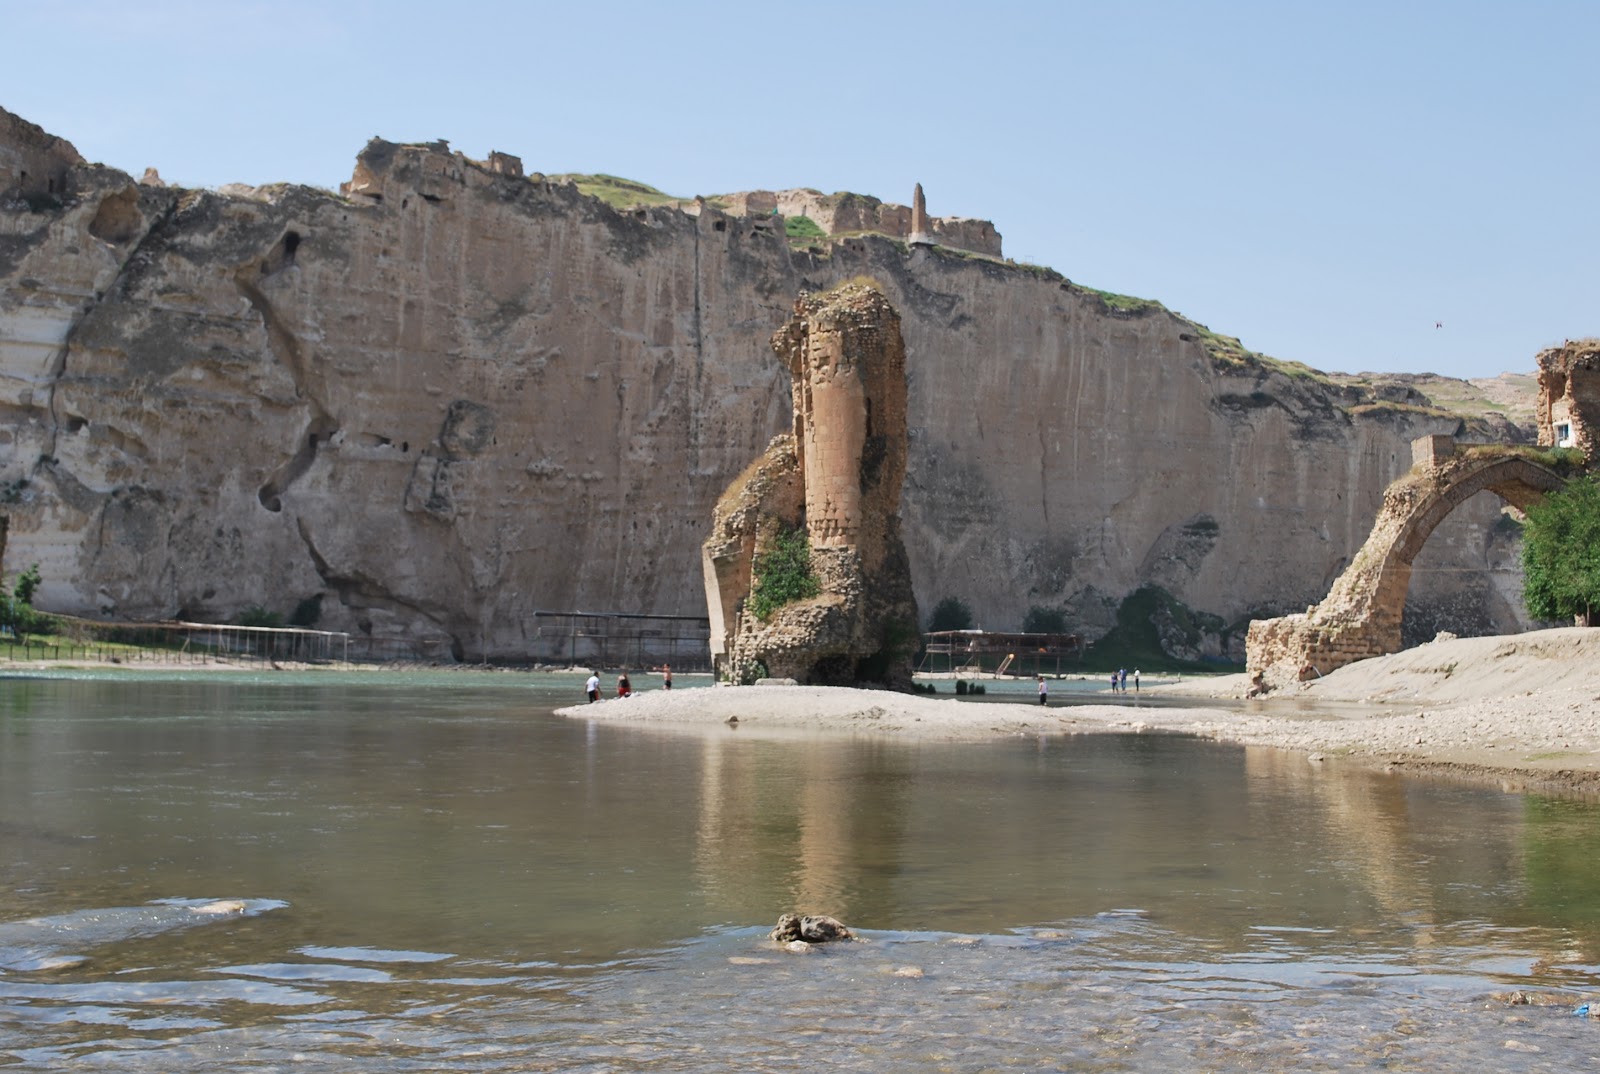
[799,333,866,548]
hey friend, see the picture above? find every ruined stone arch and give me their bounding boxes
[1247,446,1570,687]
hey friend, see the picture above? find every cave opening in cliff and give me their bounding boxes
[260,231,301,277]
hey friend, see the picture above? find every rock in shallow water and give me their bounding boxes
[769,913,855,944]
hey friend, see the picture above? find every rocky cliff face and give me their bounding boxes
[0,109,1534,660]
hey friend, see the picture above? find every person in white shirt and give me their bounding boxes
[585,673,601,703]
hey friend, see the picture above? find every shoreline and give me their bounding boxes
[556,627,1600,798]
[7,627,1595,797]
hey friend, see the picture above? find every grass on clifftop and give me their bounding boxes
[1348,400,1461,422]
[1078,285,1166,315]
[556,174,690,209]
[785,214,826,240]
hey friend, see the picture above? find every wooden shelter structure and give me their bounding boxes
[528,611,712,671]
[917,629,1083,676]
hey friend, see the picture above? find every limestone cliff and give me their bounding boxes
[0,107,1538,660]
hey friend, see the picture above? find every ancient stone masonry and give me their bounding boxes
[1248,342,1599,690]
[702,283,918,686]
[1246,436,1574,690]
[0,109,83,205]
[1536,338,1600,461]
[714,185,1002,258]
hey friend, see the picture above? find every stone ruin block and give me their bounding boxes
[701,283,919,687]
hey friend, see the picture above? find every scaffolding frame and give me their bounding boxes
[527,610,712,671]
[917,629,1084,677]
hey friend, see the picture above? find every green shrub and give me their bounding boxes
[747,526,820,621]
[1521,475,1600,625]
[238,605,284,628]
[734,656,769,685]
[13,564,41,606]
[1022,605,1067,633]
[785,214,826,240]
[0,565,52,638]
[927,596,973,632]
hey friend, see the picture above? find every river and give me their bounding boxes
[1,670,1597,1070]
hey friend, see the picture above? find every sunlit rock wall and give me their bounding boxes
[0,109,1528,659]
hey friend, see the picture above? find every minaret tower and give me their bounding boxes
[909,182,934,247]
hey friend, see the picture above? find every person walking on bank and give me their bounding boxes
[661,664,673,690]
[1037,674,1048,706]
[1133,669,1140,692]
[617,671,632,698]
[585,672,602,703]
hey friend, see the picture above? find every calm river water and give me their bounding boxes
[2,670,1598,1071]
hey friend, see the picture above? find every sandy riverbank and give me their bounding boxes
[558,627,1600,796]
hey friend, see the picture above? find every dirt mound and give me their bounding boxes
[1295,627,1600,705]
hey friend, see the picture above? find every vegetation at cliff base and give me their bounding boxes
[926,596,973,633]
[1022,605,1068,634]
[0,563,53,639]
[1086,585,1241,672]
[1520,475,1600,626]
[748,525,821,621]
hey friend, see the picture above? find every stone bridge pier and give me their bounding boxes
[1246,435,1571,690]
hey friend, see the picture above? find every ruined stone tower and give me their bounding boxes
[701,282,919,686]
[908,182,933,247]
[1536,338,1600,463]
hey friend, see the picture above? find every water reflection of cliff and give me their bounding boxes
[687,729,1599,962]
[5,679,1598,972]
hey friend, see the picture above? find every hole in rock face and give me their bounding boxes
[258,485,283,512]
[260,230,303,276]
[88,188,143,245]
[713,220,725,232]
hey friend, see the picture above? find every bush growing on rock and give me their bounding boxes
[1,564,54,639]
[747,526,821,621]
[1023,605,1067,633]
[927,597,972,632]
[1521,475,1600,626]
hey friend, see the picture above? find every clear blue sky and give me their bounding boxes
[6,0,1595,380]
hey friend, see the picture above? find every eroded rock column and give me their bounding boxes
[701,282,918,686]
